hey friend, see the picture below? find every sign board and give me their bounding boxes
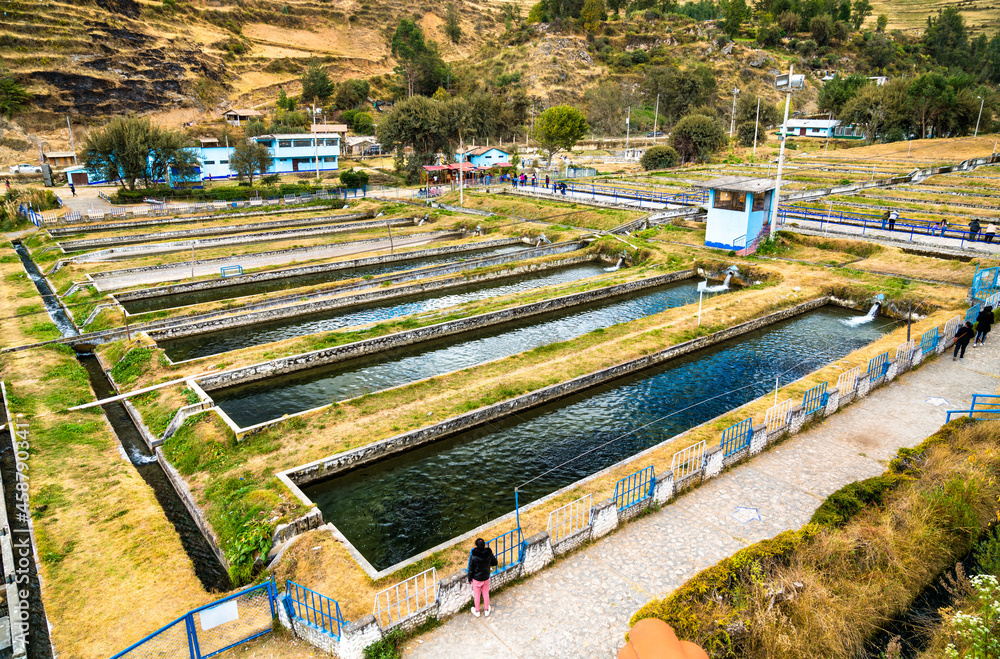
[775,73,805,90]
[199,599,239,631]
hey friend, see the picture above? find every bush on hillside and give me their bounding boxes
[736,121,765,147]
[338,168,369,189]
[670,114,726,163]
[640,145,680,170]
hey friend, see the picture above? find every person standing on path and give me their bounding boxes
[985,222,997,243]
[940,219,948,237]
[467,538,497,618]
[954,321,974,360]
[969,219,981,242]
[888,209,898,231]
[545,174,550,187]
[69,182,76,197]
[975,305,995,346]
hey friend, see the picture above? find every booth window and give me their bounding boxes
[713,190,747,211]
[752,192,767,211]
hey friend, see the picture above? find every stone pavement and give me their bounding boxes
[405,340,999,658]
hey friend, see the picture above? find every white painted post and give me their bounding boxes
[753,97,760,159]
[769,66,793,240]
[697,289,703,326]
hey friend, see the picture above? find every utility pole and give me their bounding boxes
[625,106,630,151]
[313,103,320,179]
[459,131,464,207]
[752,97,761,159]
[65,115,77,164]
[975,96,985,138]
[769,66,795,240]
[729,87,740,138]
[191,244,195,280]
[652,95,659,145]
[387,220,394,254]
[907,301,912,342]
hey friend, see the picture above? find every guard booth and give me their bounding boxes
[695,176,776,255]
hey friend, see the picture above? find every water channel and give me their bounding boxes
[303,307,896,571]
[161,262,608,362]
[214,278,704,428]
[122,243,531,315]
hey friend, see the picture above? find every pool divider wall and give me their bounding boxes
[152,251,599,350]
[114,236,529,304]
[269,310,957,659]
[57,211,376,251]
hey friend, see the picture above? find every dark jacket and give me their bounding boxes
[970,220,982,234]
[467,546,498,582]
[976,309,995,331]
[956,325,974,343]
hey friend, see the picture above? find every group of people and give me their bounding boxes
[953,305,995,360]
[966,219,998,243]
[880,211,997,243]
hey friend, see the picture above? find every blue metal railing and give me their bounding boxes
[477,528,524,576]
[967,304,982,323]
[778,204,992,246]
[613,465,655,510]
[920,327,940,354]
[867,351,889,381]
[945,394,1000,422]
[720,418,753,457]
[802,382,829,414]
[285,580,344,640]
[543,181,707,207]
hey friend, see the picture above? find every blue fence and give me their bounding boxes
[967,304,981,323]
[478,527,524,576]
[779,205,993,246]
[284,580,344,640]
[971,266,999,302]
[720,418,753,457]
[867,351,889,381]
[220,265,243,278]
[802,382,829,414]
[546,181,707,207]
[613,465,655,510]
[946,394,1000,422]
[920,327,940,354]
[111,579,277,659]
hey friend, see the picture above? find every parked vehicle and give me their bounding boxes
[8,163,42,174]
[363,145,382,156]
[645,131,665,138]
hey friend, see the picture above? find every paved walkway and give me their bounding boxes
[406,341,1000,658]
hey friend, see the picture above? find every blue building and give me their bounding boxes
[456,146,510,168]
[777,119,863,140]
[696,176,776,255]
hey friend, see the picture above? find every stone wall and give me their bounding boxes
[196,268,694,394]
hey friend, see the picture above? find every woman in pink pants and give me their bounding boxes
[467,538,498,617]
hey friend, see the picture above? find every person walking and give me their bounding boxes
[531,174,536,188]
[4,178,10,191]
[940,219,948,237]
[985,222,997,243]
[69,182,76,197]
[467,538,497,618]
[969,218,981,242]
[545,174,550,187]
[881,209,890,230]
[975,305,995,346]
[954,321,974,360]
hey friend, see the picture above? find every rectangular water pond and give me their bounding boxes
[212,278,705,428]
[302,306,895,571]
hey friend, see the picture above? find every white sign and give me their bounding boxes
[732,507,761,524]
[926,397,949,407]
[199,599,239,631]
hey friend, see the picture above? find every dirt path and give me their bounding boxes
[405,341,1000,658]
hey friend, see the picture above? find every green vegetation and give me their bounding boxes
[533,105,589,166]
[82,116,195,192]
[109,347,153,386]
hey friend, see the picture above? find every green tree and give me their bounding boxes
[300,59,333,104]
[734,95,780,130]
[339,167,369,188]
[392,19,429,97]
[778,10,801,33]
[669,113,726,162]
[533,105,588,165]
[583,81,632,136]
[0,70,30,119]
[923,7,968,69]
[445,3,462,43]
[642,65,716,124]
[810,14,834,46]
[850,0,872,30]
[736,121,765,147]
[818,74,867,115]
[244,118,268,137]
[865,32,895,71]
[353,112,376,135]
[876,14,888,32]
[82,116,194,191]
[229,140,273,185]
[334,78,370,110]
[640,145,679,170]
[580,0,607,32]
[721,0,749,38]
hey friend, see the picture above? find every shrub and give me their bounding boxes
[339,167,369,189]
[810,474,907,528]
[670,114,726,163]
[640,145,680,170]
[736,120,764,147]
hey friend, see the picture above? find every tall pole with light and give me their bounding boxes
[975,96,985,138]
[652,94,660,145]
[768,66,799,240]
[625,106,631,151]
[752,97,761,159]
[729,87,740,138]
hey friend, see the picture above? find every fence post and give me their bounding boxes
[185,613,201,659]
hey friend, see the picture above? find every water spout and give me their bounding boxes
[844,302,880,326]
[604,257,624,272]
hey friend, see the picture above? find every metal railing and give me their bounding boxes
[966,304,981,323]
[765,399,793,433]
[779,204,992,246]
[613,465,655,510]
[111,579,277,659]
[866,351,889,381]
[802,382,829,414]
[285,580,344,640]
[547,493,594,543]
[836,366,861,396]
[720,418,753,457]
[920,327,940,354]
[943,315,962,343]
[671,440,706,481]
[372,567,438,630]
[946,394,1000,422]
[895,340,915,363]
[479,528,524,576]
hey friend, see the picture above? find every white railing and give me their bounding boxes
[943,315,962,343]
[836,365,861,395]
[894,340,915,363]
[372,567,438,630]
[546,493,594,544]
[671,440,706,481]
[764,399,793,433]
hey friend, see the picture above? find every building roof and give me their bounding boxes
[459,146,508,156]
[695,176,776,193]
[784,119,840,128]
[345,136,378,146]
[43,151,76,158]
[223,108,262,117]
[198,137,220,145]
[423,165,449,171]
[311,124,349,133]
[447,162,477,170]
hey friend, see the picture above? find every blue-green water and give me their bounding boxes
[303,307,895,570]
[213,278,704,427]
[161,263,608,361]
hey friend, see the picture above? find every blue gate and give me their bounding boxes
[920,327,939,354]
[967,304,981,323]
[867,352,889,381]
[476,527,524,575]
[802,382,829,414]
[285,580,344,640]
[720,418,753,457]
[111,579,277,659]
[613,465,655,510]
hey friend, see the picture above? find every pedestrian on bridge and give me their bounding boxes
[468,538,497,618]
[975,305,994,346]
[969,219,981,242]
[939,219,948,237]
[985,222,997,243]
[887,209,898,231]
[954,321,974,360]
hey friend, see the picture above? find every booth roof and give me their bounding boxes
[695,176,776,193]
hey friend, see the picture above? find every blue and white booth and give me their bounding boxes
[696,176,776,255]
